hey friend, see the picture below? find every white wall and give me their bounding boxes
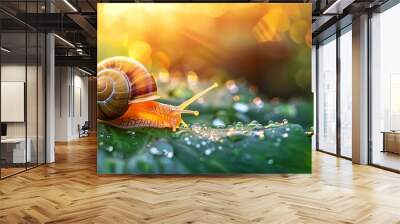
[55,67,89,141]
[1,65,41,138]
[1,65,26,139]
[55,67,69,141]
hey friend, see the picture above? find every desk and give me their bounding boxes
[1,138,31,163]
[382,131,400,154]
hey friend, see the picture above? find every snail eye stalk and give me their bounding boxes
[173,109,199,116]
[178,83,218,110]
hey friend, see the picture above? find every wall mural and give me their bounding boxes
[97,3,312,174]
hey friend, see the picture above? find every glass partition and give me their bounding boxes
[1,30,28,177]
[38,32,45,165]
[27,30,38,169]
[0,1,46,179]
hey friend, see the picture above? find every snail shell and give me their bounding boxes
[97,56,159,120]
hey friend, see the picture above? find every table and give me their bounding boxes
[382,131,400,154]
[1,138,31,164]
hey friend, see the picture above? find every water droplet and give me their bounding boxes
[184,137,189,142]
[150,147,161,155]
[127,130,135,135]
[247,120,263,129]
[235,122,244,129]
[204,149,212,155]
[285,127,291,132]
[166,151,174,158]
[212,118,225,128]
[106,145,113,152]
[233,102,249,113]
[276,138,282,142]
[218,146,223,150]
[201,141,207,146]
[196,144,201,148]
[282,133,289,138]
[267,159,274,165]
[187,141,192,145]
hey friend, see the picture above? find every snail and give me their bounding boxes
[97,56,218,132]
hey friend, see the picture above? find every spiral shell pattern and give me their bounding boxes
[97,56,158,120]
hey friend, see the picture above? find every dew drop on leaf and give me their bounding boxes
[106,145,113,152]
[150,147,161,155]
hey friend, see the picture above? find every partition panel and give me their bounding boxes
[0,31,28,178]
[0,1,46,179]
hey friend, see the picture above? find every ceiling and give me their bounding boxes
[0,0,392,71]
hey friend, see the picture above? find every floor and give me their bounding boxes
[0,167,25,178]
[372,150,400,171]
[1,163,42,178]
[0,136,400,224]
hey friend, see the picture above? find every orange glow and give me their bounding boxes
[158,71,170,83]
[187,71,198,85]
[128,41,152,64]
[98,3,311,83]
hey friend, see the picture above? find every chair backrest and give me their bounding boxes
[82,121,90,129]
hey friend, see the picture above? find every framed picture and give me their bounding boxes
[97,3,312,174]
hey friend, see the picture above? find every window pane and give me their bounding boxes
[340,29,352,158]
[317,37,337,154]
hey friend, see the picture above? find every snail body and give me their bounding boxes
[97,56,218,131]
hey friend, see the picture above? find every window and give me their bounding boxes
[339,28,352,158]
[317,36,337,154]
[371,3,400,171]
